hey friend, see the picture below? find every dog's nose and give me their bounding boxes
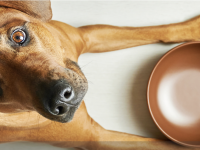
[50,102,70,116]
[48,82,75,116]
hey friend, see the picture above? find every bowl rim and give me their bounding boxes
[147,41,200,147]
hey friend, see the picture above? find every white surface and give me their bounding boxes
[1,1,200,150]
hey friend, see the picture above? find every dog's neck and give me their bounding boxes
[0,111,51,129]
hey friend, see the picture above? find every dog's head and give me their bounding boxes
[0,1,88,123]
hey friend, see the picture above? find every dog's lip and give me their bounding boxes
[64,102,78,108]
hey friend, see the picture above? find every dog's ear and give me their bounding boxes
[0,0,52,22]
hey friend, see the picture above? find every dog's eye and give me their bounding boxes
[11,29,26,44]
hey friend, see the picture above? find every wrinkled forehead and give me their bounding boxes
[0,7,38,28]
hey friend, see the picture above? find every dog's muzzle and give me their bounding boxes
[35,76,88,123]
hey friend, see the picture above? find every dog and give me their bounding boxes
[0,1,200,150]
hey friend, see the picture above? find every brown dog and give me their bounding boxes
[0,1,200,150]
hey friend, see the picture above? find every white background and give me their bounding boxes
[1,1,200,150]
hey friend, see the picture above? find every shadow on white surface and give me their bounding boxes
[0,142,73,150]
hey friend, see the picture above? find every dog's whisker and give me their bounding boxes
[87,80,94,84]
[79,60,93,70]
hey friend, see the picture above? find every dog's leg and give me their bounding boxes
[82,118,198,150]
[20,114,194,150]
[79,15,200,53]
[0,119,195,150]
[5,102,194,150]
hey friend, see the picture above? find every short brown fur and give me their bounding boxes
[0,1,199,150]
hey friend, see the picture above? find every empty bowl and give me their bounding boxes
[147,42,200,147]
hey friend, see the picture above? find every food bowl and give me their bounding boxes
[147,42,200,147]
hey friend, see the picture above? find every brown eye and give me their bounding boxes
[11,29,26,44]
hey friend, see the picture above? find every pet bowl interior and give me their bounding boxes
[147,42,200,147]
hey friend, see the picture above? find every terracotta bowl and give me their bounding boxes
[147,42,200,147]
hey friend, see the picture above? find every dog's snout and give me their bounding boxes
[48,82,76,116]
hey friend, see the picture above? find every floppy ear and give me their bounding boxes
[0,0,52,22]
